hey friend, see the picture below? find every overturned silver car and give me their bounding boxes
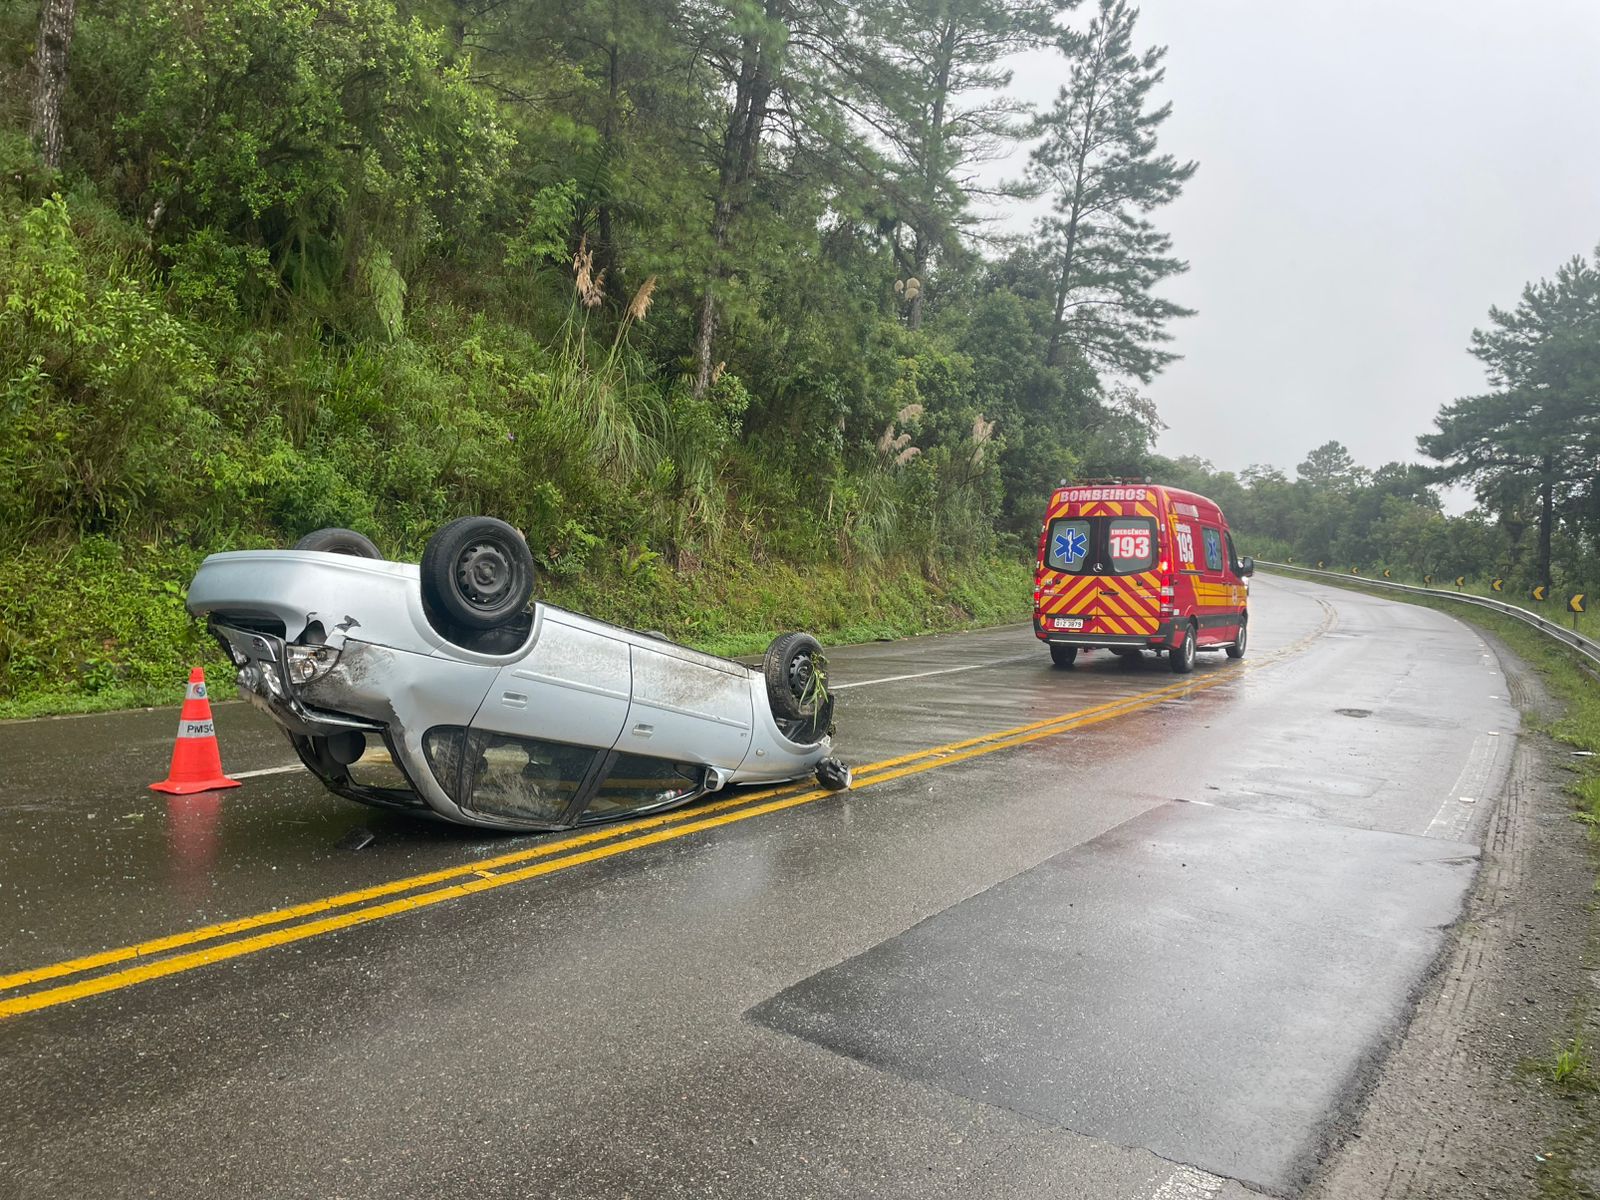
[186,517,845,832]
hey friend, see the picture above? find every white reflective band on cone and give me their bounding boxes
[185,682,208,700]
[178,721,216,738]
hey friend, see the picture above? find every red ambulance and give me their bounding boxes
[1033,480,1254,673]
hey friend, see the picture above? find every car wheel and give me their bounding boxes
[420,516,536,631]
[1168,622,1197,674]
[292,528,383,558]
[764,632,827,718]
[1049,644,1078,669]
[1226,615,1248,660]
[764,633,835,744]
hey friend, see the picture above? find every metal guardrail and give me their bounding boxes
[1257,560,1600,673]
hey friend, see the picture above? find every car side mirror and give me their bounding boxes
[1238,556,1255,577]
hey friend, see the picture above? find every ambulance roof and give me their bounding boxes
[1049,482,1227,522]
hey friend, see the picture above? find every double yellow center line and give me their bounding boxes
[0,635,1320,1021]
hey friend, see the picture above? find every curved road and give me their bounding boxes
[0,574,1519,1198]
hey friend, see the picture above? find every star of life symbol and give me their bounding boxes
[1053,528,1088,565]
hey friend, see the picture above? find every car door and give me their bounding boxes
[618,640,754,771]
[458,607,633,824]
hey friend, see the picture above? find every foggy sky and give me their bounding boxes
[987,0,1600,493]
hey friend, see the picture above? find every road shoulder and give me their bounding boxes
[1306,629,1600,1200]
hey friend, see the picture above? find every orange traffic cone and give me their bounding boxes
[150,667,241,794]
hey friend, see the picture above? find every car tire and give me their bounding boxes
[1168,622,1197,674]
[1226,615,1248,660]
[292,528,383,558]
[764,630,838,732]
[420,516,536,631]
[1049,644,1078,669]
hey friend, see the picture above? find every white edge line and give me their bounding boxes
[833,656,1036,691]
[228,764,305,780]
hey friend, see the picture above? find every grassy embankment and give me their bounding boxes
[0,174,1037,722]
[1264,566,1600,1192]
[0,539,1031,720]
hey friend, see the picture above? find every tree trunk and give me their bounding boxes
[29,0,77,170]
[691,1,783,397]
[595,39,622,299]
[1044,124,1094,367]
[693,184,738,397]
[905,21,956,334]
[1537,454,1554,586]
[1044,210,1080,366]
[906,229,929,331]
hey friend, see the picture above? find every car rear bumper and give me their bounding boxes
[1034,618,1176,648]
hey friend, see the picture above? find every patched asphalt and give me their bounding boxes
[751,800,1478,1194]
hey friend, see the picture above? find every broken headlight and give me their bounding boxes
[284,643,340,687]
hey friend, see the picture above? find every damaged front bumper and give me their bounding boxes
[210,622,431,813]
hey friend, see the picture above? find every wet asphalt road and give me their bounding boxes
[0,574,1517,1198]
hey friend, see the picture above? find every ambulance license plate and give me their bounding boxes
[1051,617,1084,630]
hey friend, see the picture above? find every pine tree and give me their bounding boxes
[1420,246,1600,584]
[850,0,1067,329]
[1025,0,1194,379]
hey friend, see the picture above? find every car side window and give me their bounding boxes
[1202,526,1224,573]
[583,754,707,822]
[1225,531,1240,574]
[424,726,596,822]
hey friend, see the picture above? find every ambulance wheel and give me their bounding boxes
[1168,622,1197,674]
[1049,645,1078,669]
[1226,615,1248,660]
[293,528,382,558]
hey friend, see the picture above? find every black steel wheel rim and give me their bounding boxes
[787,652,814,699]
[455,541,515,609]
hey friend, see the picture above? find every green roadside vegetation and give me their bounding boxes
[3,1,1595,719]
[1,0,1195,717]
